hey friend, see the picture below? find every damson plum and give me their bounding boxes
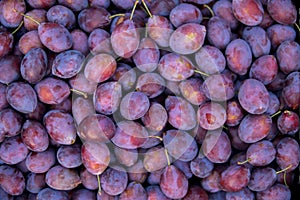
[88,28,112,55]
[249,55,278,85]
[20,48,47,84]
[146,185,170,200]
[277,111,299,135]
[119,182,147,200]
[84,53,116,83]
[228,127,249,150]
[19,31,43,55]
[165,96,196,130]
[190,156,214,178]
[245,140,276,166]
[44,110,76,145]
[163,130,198,161]
[169,23,206,55]
[179,78,207,106]
[225,188,254,200]
[136,73,165,98]
[207,16,231,49]
[212,0,239,30]
[183,185,208,200]
[52,50,85,79]
[79,7,110,32]
[114,147,138,167]
[276,41,300,74]
[133,38,160,72]
[77,114,116,143]
[158,53,194,81]
[149,0,179,16]
[45,165,81,191]
[46,5,76,29]
[69,73,97,95]
[38,22,73,53]
[111,63,136,91]
[80,168,98,190]
[242,26,271,58]
[100,166,128,196]
[93,82,122,115]
[202,74,235,101]
[226,100,244,127]
[143,146,168,172]
[71,29,89,56]
[0,0,26,28]
[226,39,252,75]
[127,159,148,183]
[111,19,140,58]
[6,82,37,114]
[0,165,25,196]
[25,148,56,173]
[57,144,82,168]
[23,9,47,31]
[89,0,110,8]
[197,102,227,130]
[35,77,70,105]
[202,130,231,163]
[26,173,46,193]
[220,165,250,192]
[238,114,272,143]
[147,15,173,47]
[0,84,8,110]
[72,189,96,200]
[248,167,277,192]
[201,170,222,193]
[232,0,263,26]
[0,31,13,58]
[0,55,21,84]
[282,71,299,109]
[0,108,23,137]
[267,0,297,25]
[111,121,148,149]
[37,188,69,200]
[81,141,110,175]
[120,92,150,120]
[0,136,29,165]
[141,103,167,132]
[21,120,49,152]
[27,0,55,9]
[195,45,226,75]
[256,184,291,200]
[170,3,202,28]
[160,165,189,199]
[238,79,270,114]
[276,137,300,172]
[267,24,296,49]
[58,0,88,11]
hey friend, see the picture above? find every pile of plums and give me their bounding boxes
[0,0,299,199]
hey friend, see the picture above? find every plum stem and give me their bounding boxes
[11,21,24,35]
[97,174,102,195]
[148,135,163,141]
[13,9,40,25]
[70,88,88,99]
[294,23,300,32]
[271,110,281,118]
[164,148,171,166]
[276,165,292,174]
[130,0,140,20]
[141,0,152,18]
[203,4,214,17]
[283,171,288,187]
[237,158,251,165]
[194,69,209,77]
[109,13,126,19]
